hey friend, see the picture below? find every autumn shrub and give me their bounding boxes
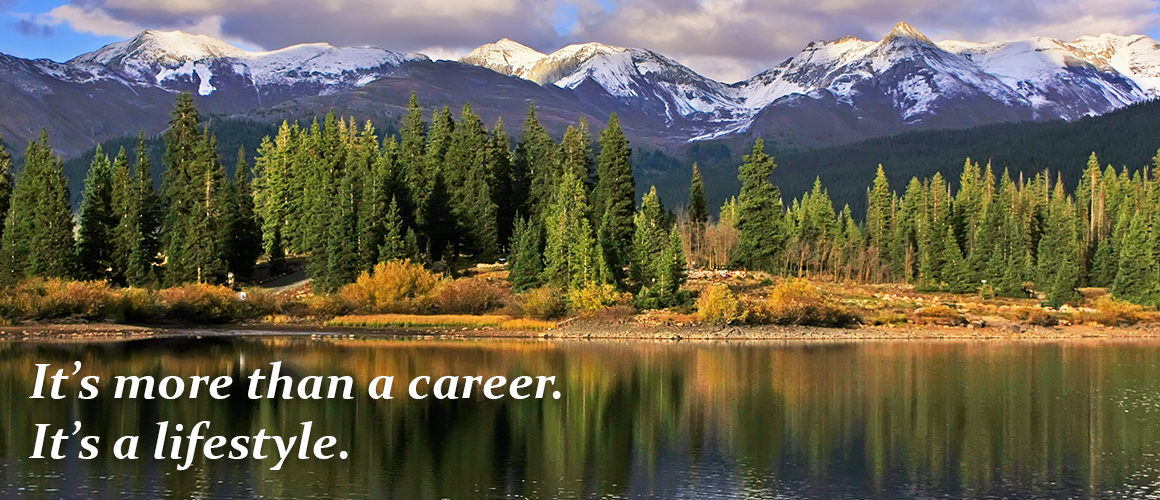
[340,259,440,313]
[0,278,125,321]
[431,277,510,314]
[1081,296,1154,325]
[697,283,745,325]
[239,287,283,318]
[757,279,859,327]
[159,283,241,323]
[1011,306,1059,326]
[568,283,624,314]
[519,286,568,320]
[868,310,908,326]
[306,294,356,317]
[912,304,966,326]
[121,288,164,321]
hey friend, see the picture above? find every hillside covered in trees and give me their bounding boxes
[2,92,1160,319]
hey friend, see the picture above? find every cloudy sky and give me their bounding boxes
[2,0,1160,82]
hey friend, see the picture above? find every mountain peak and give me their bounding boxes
[459,38,546,75]
[71,29,248,66]
[884,22,933,44]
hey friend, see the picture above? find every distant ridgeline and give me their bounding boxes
[4,92,1160,309]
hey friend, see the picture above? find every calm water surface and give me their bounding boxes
[2,335,1160,499]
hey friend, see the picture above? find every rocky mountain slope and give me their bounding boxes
[4,24,1160,158]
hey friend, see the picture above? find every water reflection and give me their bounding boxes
[1,337,1159,499]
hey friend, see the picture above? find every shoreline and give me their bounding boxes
[3,320,1159,342]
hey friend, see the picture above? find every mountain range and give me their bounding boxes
[3,22,1160,158]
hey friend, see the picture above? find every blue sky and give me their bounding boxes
[5,0,1160,82]
[0,0,120,61]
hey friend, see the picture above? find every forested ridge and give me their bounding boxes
[2,92,1160,313]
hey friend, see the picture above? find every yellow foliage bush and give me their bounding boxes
[1082,296,1154,325]
[431,277,510,314]
[567,283,624,314]
[0,278,124,321]
[697,283,745,325]
[912,304,966,326]
[519,286,568,320]
[756,279,859,327]
[159,283,243,322]
[340,259,440,313]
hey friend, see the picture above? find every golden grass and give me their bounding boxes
[499,318,557,331]
[325,314,509,328]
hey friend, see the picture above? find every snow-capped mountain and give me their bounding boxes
[5,24,1160,158]
[460,23,1160,144]
[458,38,545,76]
[459,40,741,124]
[61,30,428,96]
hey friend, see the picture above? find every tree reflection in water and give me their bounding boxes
[1,337,1159,499]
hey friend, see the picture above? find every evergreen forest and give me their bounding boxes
[2,92,1160,313]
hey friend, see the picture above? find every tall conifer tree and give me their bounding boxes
[593,113,636,285]
[75,145,117,281]
[731,139,783,272]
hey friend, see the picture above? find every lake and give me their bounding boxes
[2,335,1159,499]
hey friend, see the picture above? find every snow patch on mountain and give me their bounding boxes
[64,30,425,94]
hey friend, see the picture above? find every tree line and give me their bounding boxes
[725,140,1160,307]
[1,92,1159,310]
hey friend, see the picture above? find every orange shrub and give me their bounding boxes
[0,278,124,321]
[431,277,510,314]
[519,286,568,320]
[159,283,242,322]
[340,259,440,313]
[697,283,745,325]
[912,304,966,326]
[756,279,859,327]
[1081,296,1154,325]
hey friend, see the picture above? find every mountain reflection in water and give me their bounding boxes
[1,336,1159,499]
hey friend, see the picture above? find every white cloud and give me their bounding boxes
[41,4,145,38]
[415,46,472,61]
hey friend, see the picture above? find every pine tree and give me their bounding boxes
[227,148,262,281]
[75,145,117,281]
[109,147,133,283]
[359,143,396,270]
[866,165,893,279]
[1113,209,1153,303]
[731,139,783,272]
[508,216,544,292]
[0,131,75,282]
[0,134,11,244]
[185,132,232,285]
[519,103,560,219]
[324,168,361,291]
[400,92,427,211]
[125,135,162,287]
[654,228,688,305]
[560,120,594,188]
[1038,180,1082,306]
[631,187,669,291]
[490,119,517,249]
[593,113,636,285]
[687,163,708,259]
[424,170,456,262]
[543,169,605,291]
[160,93,221,284]
[379,196,407,262]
